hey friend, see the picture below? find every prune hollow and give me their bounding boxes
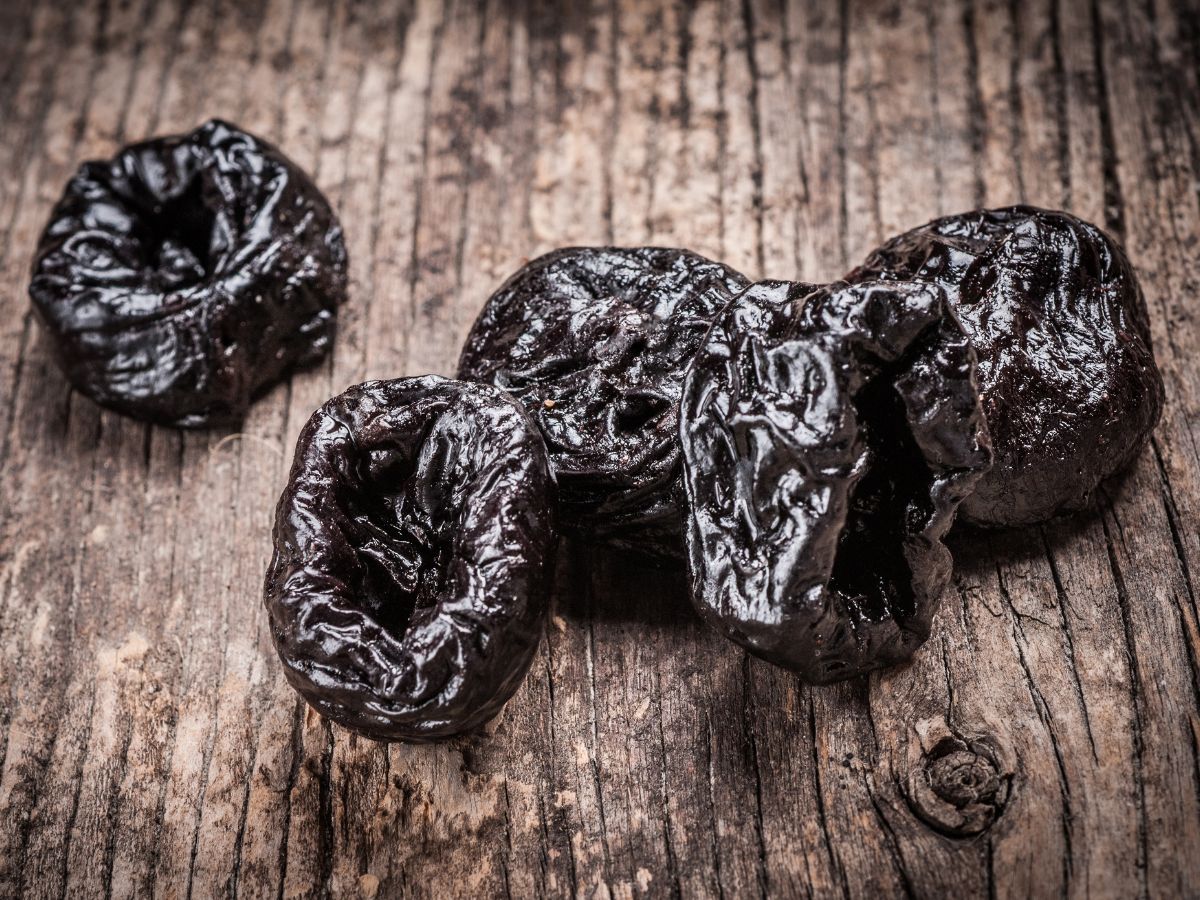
[847,206,1164,526]
[29,119,348,427]
[679,280,992,683]
[263,376,556,742]
[458,247,749,556]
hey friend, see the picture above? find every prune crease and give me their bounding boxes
[29,118,348,427]
[263,376,556,741]
[847,206,1163,526]
[679,280,992,682]
[458,246,749,557]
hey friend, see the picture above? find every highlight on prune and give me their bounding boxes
[457,247,749,557]
[263,376,556,742]
[679,280,992,683]
[847,206,1163,527]
[29,118,348,428]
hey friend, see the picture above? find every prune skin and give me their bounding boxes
[29,119,348,428]
[263,377,556,742]
[847,206,1163,526]
[458,247,749,556]
[679,280,992,683]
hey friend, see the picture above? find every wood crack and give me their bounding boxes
[499,777,517,900]
[703,715,729,900]
[863,776,917,900]
[738,0,766,275]
[52,687,98,900]
[806,695,849,900]
[400,0,446,366]
[926,0,947,215]
[1098,507,1151,898]
[1039,532,1101,762]
[582,617,615,890]
[1006,0,1027,199]
[835,0,850,267]
[1150,440,1200,685]
[652,668,683,899]
[316,721,335,899]
[603,0,618,242]
[1048,0,1071,206]
[962,0,988,208]
[100,685,139,900]
[274,699,304,900]
[1089,0,1126,236]
[741,656,771,900]
[996,567,1074,894]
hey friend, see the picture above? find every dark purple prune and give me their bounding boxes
[263,376,556,742]
[847,206,1164,527]
[679,280,992,683]
[458,247,749,556]
[29,119,348,427]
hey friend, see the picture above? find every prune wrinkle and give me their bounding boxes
[29,118,348,427]
[264,376,556,742]
[847,205,1163,526]
[458,247,750,556]
[679,280,992,682]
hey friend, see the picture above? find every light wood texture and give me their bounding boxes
[1,1,1198,897]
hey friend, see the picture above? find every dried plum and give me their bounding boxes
[679,280,992,682]
[29,118,348,427]
[263,376,556,741]
[847,206,1163,526]
[457,247,749,556]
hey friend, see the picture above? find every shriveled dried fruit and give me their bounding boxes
[679,280,992,682]
[847,206,1163,526]
[458,247,749,556]
[264,376,556,741]
[29,119,347,427]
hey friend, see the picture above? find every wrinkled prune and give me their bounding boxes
[458,247,749,556]
[29,119,348,427]
[679,280,992,682]
[263,376,556,741]
[847,206,1163,526]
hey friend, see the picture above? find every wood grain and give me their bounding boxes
[1,0,1198,897]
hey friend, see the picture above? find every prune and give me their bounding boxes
[457,247,749,556]
[263,376,556,741]
[847,206,1163,526]
[679,280,992,682]
[29,119,348,427]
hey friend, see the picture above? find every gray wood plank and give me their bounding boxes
[0,1,1196,897]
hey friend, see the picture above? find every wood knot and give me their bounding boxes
[908,736,1010,837]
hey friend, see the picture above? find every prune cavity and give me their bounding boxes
[847,206,1163,526]
[679,280,992,682]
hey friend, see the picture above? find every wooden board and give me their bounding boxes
[1,0,1198,896]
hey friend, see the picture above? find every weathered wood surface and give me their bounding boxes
[0,0,1198,897]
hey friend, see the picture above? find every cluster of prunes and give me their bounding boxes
[31,121,1164,741]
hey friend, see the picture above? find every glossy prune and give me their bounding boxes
[457,247,749,556]
[679,280,992,682]
[263,377,556,742]
[29,119,347,427]
[847,206,1163,526]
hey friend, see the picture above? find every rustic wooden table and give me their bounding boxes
[1,0,1198,897]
